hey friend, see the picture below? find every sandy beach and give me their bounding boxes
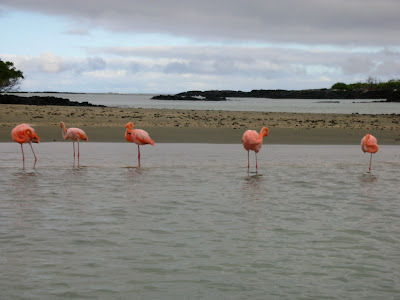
[1,104,399,144]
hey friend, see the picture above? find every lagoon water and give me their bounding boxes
[12,92,400,114]
[1,142,400,299]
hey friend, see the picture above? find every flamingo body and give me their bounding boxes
[361,134,379,171]
[60,121,88,165]
[125,122,154,167]
[242,130,264,153]
[242,127,269,172]
[125,128,155,146]
[361,134,379,154]
[11,124,40,167]
[63,128,88,142]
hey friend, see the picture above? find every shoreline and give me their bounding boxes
[1,126,397,145]
[1,104,399,144]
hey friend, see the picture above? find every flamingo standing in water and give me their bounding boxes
[60,121,88,166]
[125,122,155,167]
[361,134,379,172]
[11,124,41,168]
[242,127,269,173]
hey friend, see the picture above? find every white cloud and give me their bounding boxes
[85,57,106,72]
[3,45,400,93]
[1,0,400,46]
[39,52,65,73]
[63,28,90,36]
[2,0,400,93]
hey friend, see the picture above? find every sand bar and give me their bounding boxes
[1,104,399,144]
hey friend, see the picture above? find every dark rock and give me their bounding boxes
[0,94,105,107]
[153,88,400,100]
[385,91,400,102]
[152,93,226,101]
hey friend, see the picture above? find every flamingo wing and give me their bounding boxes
[242,130,262,152]
[131,129,155,145]
[361,134,379,154]
[366,135,379,153]
[66,128,88,141]
[12,124,39,143]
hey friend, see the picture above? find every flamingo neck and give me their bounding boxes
[125,122,134,131]
[259,127,269,142]
[61,124,68,139]
[258,134,264,144]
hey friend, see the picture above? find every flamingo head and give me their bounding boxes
[27,129,40,143]
[32,132,41,143]
[125,122,134,131]
[60,121,66,129]
[260,127,269,137]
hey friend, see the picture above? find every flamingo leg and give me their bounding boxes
[72,141,76,166]
[77,141,80,166]
[29,142,37,168]
[247,150,250,171]
[20,144,25,168]
[137,145,141,167]
[255,152,258,173]
[369,153,372,172]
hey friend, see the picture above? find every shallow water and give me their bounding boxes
[1,143,400,299]
[12,92,400,114]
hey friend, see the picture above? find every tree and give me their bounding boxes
[331,82,348,90]
[0,59,24,92]
[366,76,378,89]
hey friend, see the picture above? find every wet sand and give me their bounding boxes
[1,104,399,144]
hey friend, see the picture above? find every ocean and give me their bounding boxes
[11,92,400,114]
[1,142,400,299]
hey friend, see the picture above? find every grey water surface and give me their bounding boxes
[1,143,400,299]
[11,92,400,114]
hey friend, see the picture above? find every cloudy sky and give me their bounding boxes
[1,0,400,93]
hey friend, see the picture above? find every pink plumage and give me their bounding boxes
[361,134,379,172]
[125,122,155,167]
[60,121,88,166]
[361,134,379,154]
[11,123,41,168]
[242,127,269,173]
[242,130,264,153]
[125,128,155,146]
[63,128,88,141]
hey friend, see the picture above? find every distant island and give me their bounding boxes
[1,78,399,105]
[0,94,104,107]
[152,78,400,102]
[151,93,227,101]
[152,88,400,102]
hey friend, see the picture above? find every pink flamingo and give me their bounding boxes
[242,127,269,173]
[125,122,155,167]
[361,134,379,172]
[60,121,88,166]
[11,124,41,168]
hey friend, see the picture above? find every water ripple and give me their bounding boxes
[0,143,399,299]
